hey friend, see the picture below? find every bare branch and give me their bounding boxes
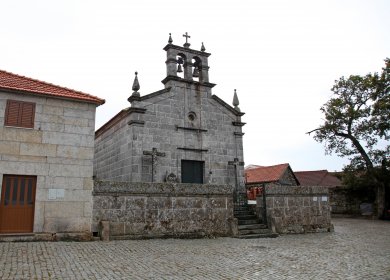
[306,128,323,135]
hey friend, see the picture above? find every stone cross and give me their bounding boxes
[143,148,166,182]
[228,158,245,200]
[183,32,191,43]
[183,32,191,48]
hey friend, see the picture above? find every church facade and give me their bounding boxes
[94,34,245,189]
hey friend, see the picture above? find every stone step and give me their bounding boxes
[235,214,257,220]
[238,219,260,225]
[235,216,265,224]
[0,233,35,242]
[238,224,268,230]
[234,206,251,211]
[237,232,278,239]
[238,228,272,235]
[234,210,252,215]
[233,209,253,215]
[234,209,253,212]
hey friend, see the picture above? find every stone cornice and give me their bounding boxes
[161,75,216,88]
[211,95,245,117]
[95,107,147,138]
[128,120,145,126]
[163,44,211,57]
[128,107,147,114]
[177,147,208,152]
[95,109,130,138]
[176,125,207,132]
[128,88,172,103]
[232,121,246,127]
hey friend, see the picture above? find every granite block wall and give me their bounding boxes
[257,185,333,234]
[94,83,245,188]
[329,186,370,215]
[92,181,235,239]
[0,91,97,234]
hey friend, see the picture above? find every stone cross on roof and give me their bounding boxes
[183,32,191,48]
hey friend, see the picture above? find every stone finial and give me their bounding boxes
[168,33,173,44]
[183,32,191,48]
[201,42,206,52]
[233,89,240,112]
[131,72,140,97]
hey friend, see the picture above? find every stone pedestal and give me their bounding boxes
[100,221,110,241]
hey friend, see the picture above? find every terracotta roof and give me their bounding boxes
[294,170,342,187]
[245,163,290,184]
[0,69,105,105]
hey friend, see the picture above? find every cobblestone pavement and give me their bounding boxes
[0,218,389,279]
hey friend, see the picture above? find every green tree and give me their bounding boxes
[308,58,390,218]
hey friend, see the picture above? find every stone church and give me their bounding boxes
[94,33,245,188]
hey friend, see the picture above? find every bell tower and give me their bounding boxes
[162,32,215,89]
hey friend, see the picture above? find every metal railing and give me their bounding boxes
[233,191,248,209]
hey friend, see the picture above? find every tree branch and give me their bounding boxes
[306,128,323,135]
[334,132,374,170]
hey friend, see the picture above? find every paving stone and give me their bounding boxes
[0,218,389,279]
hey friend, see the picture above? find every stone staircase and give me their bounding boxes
[234,205,278,239]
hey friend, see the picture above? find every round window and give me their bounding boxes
[188,112,196,121]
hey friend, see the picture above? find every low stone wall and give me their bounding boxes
[329,186,374,216]
[257,185,333,234]
[92,181,235,239]
[329,187,358,215]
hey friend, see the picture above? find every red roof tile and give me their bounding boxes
[0,69,105,105]
[294,170,342,187]
[245,163,290,184]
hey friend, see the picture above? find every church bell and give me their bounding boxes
[192,67,199,77]
[177,64,183,73]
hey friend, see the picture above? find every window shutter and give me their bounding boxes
[4,100,35,128]
[20,102,35,128]
[5,100,21,127]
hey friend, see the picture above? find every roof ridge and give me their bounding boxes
[0,69,104,104]
[251,163,289,169]
[295,170,328,173]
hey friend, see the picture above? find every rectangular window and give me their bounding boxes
[4,100,35,128]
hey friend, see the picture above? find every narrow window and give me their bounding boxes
[4,100,35,128]
[12,179,18,205]
[19,178,25,205]
[27,179,34,205]
[4,178,11,206]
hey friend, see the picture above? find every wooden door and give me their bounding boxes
[181,160,204,184]
[0,175,36,233]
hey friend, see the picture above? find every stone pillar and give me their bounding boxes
[200,66,209,83]
[100,221,110,241]
[165,49,178,77]
[184,56,193,80]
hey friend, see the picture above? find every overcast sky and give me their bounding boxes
[1,0,389,171]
